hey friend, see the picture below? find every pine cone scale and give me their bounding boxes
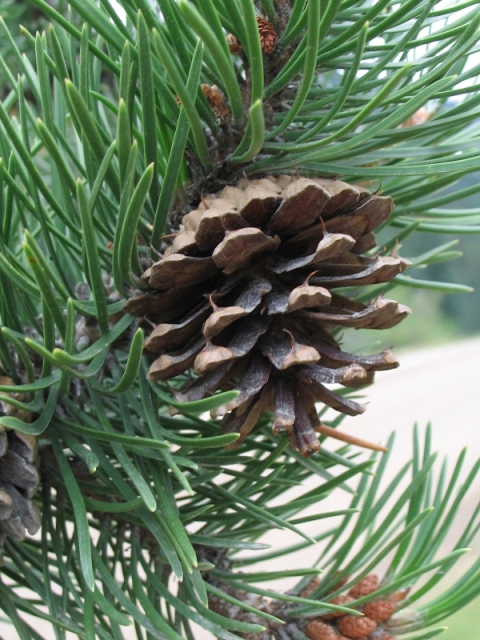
[235,276,273,311]
[267,179,329,232]
[203,306,247,339]
[2,484,41,535]
[287,284,331,312]
[148,337,205,381]
[144,303,210,352]
[293,390,321,456]
[273,376,296,433]
[212,227,280,274]
[0,451,39,497]
[221,355,272,414]
[148,254,217,290]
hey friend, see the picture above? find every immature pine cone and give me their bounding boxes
[303,573,401,640]
[126,176,410,456]
[256,16,277,54]
[337,615,377,638]
[304,619,338,640]
[348,575,380,599]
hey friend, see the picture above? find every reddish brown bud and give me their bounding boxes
[256,16,277,54]
[337,615,377,638]
[362,598,397,623]
[304,619,338,640]
[348,574,379,599]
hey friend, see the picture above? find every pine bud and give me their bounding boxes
[304,619,338,640]
[328,574,350,593]
[337,615,377,638]
[348,574,379,598]
[256,16,277,54]
[362,598,397,623]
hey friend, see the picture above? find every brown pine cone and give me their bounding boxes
[0,427,41,564]
[126,176,410,456]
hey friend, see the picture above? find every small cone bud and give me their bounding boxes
[304,619,338,640]
[256,16,277,54]
[362,598,397,623]
[348,575,379,598]
[337,615,377,638]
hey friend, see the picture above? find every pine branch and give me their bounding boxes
[0,1,479,638]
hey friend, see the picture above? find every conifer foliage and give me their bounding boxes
[0,1,479,638]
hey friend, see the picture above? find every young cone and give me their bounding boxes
[303,574,403,640]
[126,175,410,456]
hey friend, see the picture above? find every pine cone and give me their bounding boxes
[0,427,41,564]
[126,176,410,456]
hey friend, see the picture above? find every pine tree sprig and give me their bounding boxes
[0,1,479,638]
